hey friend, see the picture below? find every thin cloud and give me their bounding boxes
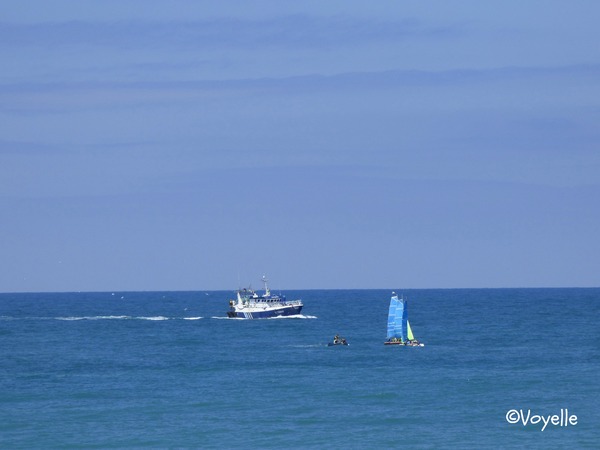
[0,139,60,155]
[0,15,463,50]
[1,63,598,112]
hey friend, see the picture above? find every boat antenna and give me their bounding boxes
[262,275,270,296]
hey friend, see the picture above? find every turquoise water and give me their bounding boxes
[1,288,599,448]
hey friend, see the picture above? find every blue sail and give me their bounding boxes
[393,296,408,342]
[386,295,398,339]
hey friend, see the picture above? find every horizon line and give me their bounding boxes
[1,286,599,295]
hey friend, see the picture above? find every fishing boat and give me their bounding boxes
[384,292,424,346]
[226,276,303,319]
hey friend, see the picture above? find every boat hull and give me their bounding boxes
[384,341,424,346]
[227,304,303,319]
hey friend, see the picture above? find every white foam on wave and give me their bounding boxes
[56,315,131,321]
[96,315,130,320]
[43,314,316,322]
[8,315,206,322]
[55,315,204,321]
[211,314,317,320]
[290,344,323,348]
[267,314,317,320]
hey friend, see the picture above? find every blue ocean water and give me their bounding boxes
[1,288,599,448]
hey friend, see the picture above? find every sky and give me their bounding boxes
[1,1,599,292]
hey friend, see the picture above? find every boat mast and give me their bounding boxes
[262,275,270,297]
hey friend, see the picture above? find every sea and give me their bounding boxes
[1,288,598,449]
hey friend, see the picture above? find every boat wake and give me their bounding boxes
[49,316,203,321]
[57,315,130,321]
[3,314,318,321]
[267,314,317,320]
[137,316,171,321]
[289,344,324,348]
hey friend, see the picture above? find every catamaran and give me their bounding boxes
[226,276,303,319]
[384,292,424,346]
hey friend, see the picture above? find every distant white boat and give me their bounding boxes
[226,276,303,319]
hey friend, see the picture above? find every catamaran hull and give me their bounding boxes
[227,304,303,319]
[384,341,424,346]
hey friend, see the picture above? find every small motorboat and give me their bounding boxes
[328,335,349,346]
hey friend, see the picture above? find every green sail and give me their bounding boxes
[407,320,415,341]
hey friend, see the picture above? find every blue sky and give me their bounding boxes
[1,1,599,291]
